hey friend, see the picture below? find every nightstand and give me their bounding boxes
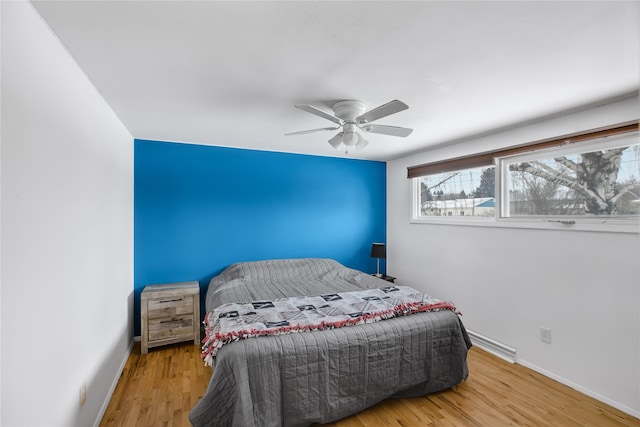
[373,274,396,283]
[141,281,200,355]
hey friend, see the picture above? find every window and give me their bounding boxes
[409,122,639,232]
[501,133,640,220]
[415,166,495,218]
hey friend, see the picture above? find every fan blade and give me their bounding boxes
[328,132,344,150]
[356,100,408,124]
[285,126,340,136]
[295,105,343,125]
[360,124,413,137]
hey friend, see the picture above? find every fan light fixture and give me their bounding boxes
[330,131,368,153]
[285,99,412,153]
[343,130,358,146]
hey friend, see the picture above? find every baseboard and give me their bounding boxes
[93,339,135,427]
[467,329,517,364]
[517,358,640,419]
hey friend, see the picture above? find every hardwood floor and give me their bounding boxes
[100,342,638,426]
[100,342,210,427]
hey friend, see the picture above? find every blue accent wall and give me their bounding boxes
[134,139,386,335]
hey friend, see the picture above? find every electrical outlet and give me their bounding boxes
[79,383,87,408]
[540,327,552,344]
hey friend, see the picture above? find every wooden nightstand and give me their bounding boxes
[141,281,200,355]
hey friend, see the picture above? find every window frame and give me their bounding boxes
[409,123,640,234]
[410,167,496,223]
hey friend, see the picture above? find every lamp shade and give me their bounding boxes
[328,133,343,150]
[370,243,386,259]
[342,130,358,146]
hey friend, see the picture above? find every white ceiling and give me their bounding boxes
[32,1,639,161]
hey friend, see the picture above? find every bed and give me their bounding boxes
[189,258,471,427]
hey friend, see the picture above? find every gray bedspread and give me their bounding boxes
[189,258,471,427]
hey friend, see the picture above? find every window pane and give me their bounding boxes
[504,142,640,217]
[417,166,495,217]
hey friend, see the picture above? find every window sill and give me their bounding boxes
[410,217,640,234]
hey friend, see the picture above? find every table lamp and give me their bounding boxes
[370,243,386,277]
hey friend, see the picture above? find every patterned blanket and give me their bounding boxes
[202,285,457,366]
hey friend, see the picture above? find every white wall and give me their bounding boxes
[1,2,134,426]
[388,95,640,417]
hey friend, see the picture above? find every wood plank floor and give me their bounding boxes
[100,342,639,426]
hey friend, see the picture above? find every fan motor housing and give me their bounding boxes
[332,100,366,121]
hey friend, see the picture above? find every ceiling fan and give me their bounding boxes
[285,100,413,152]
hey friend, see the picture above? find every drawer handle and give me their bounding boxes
[158,298,183,303]
[160,318,185,324]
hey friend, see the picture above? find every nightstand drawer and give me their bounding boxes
[147,295,194,319]
[148,314,195,341]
